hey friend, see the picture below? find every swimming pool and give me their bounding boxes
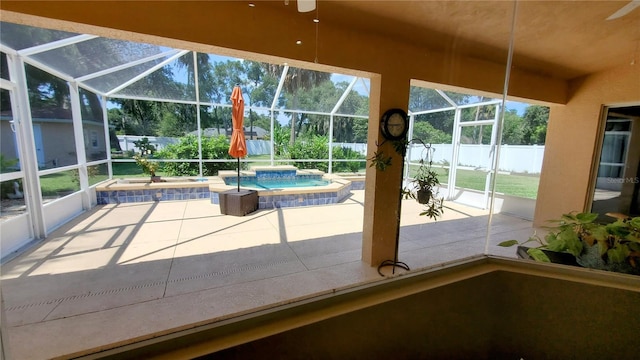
[223,178,331,190]
[95,166,355,209]
[214,166,352,209]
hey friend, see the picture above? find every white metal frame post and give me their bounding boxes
[0,54,35,243]
[328,77,358,174]
[448,108,462,197]
[100,96,113,179]
[69,81,90,210]
[270,65,289,166]
[404,112,416,183]
[483,104,501,209]
[12,55,46,238]
[193,51,204,177]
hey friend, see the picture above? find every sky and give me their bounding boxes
[506,101,528,116]
[105,53,530,117]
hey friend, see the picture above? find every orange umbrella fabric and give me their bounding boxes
[228,86,247,158]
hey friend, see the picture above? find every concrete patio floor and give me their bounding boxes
[0,190,535,359]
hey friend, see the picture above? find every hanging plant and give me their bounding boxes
[401,144,444,221]
[367,139,408,171]
[368,150,392,171]
[368,137,444,221]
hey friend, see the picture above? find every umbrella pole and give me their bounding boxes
[237,157,240,192]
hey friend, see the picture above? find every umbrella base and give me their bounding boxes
[219,189,258,216]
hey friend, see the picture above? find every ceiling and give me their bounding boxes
[1,0,638,84]
[272,0,640,80]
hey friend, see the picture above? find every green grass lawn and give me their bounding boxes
[39,171,79,197]
[407,164,539,199]
[39,168,110,196]
[112,162,173,178]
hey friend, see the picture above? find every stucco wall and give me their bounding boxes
[535,64,640,225]
[94,264,638,359]
[204,271,638,360]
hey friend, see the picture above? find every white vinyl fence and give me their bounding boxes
[116,137,365,157]
[117,135,179,153]
[408,144,545,174]
[333,142,368,156]
[117,136,271,155]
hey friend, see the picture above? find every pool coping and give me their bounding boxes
[95,173,364,208]
[212,172,350,195]
[95,177,212,191]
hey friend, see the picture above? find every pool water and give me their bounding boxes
[224,179,330,190]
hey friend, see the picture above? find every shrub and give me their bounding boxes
[288,136,330,172]
[1,179,22,200]
[156,135,236,176]
[332,146,365,173]
[133,155,159,176]
[288,137,366,173]
[133,137,156,155]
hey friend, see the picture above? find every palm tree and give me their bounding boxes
[264,65,330,144]
[244,61,278,140]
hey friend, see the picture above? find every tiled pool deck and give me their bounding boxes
[0,190,536,359]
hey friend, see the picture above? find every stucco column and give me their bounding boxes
[362,74,411,266]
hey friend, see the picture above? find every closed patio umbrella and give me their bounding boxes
[229,85,246,191]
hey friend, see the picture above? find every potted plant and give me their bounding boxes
[402,157,444,220]
[134,155,161,182]
[499,212,640,275]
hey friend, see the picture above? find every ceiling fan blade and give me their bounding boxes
[297,0,316,13]
[606,0,640,20]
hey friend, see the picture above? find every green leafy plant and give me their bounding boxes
[499,212,640,275]
[133,155,159,177]
[368,150,392,171]
[268,126,290,157]
[367,139,407,171]
[289,135,330,172]
[402,157,444,221]
[331,146,366,173]
[156,135,235,176]
[72,165,101,186]
[133,137,156,155]
[0,154,19,173]
[402,141,444,221]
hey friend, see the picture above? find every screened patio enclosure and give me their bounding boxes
[0,21,511,261]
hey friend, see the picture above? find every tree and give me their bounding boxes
[461,101,496,144]
[78,88,103,122]
[243,61,278,139]
[252,113,275,136]
[522,105,549,145]
[264,65,331,144]
[286,80,368,142]
[329,81,369,142]
[109,98,162,136]
[409,87,468,135]
[210,60,244,132]
[412,121,452,144]
[500,109,525,145]
[157,104,197,137]
[352,118,369,143]
[295,81,340,139]
[25,64,70,117]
